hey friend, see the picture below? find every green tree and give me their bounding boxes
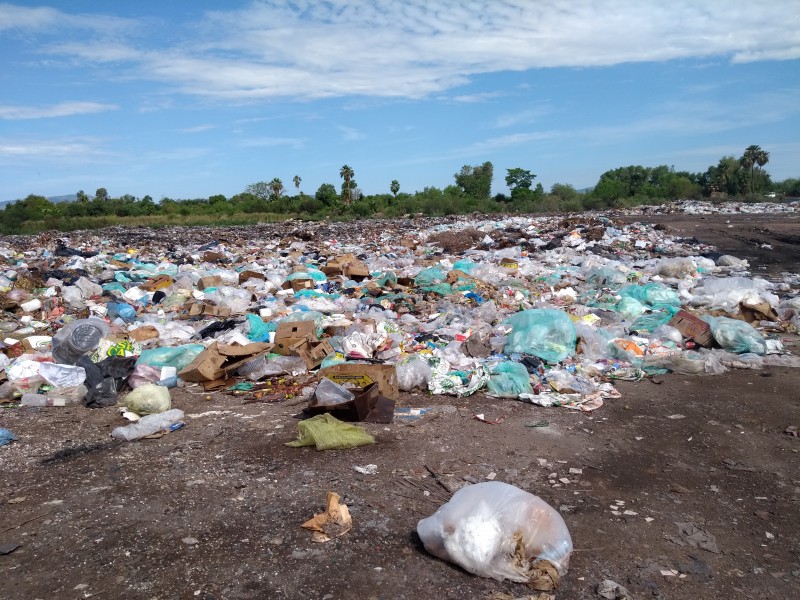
[269,178,284,200]
[315,183,339,206]
[740,145,760,193]
[95,187,108,201]
[505,168,536,200]
[245,181,270,201]
[454,161,493,200]
[390,180,400,199]
[755,147,770,192]
[293,175,301,192]
[339,165,355,205]
[550,183,580,202]
[76,190,89,203]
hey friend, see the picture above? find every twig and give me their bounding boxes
[2,511,52,533]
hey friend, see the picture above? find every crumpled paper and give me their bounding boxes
[301,492,352,543]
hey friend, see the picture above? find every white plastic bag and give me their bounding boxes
[395,355,432,391]
[417,481,573,583]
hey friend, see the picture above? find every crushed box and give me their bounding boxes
[668,310,714,347]
[318,363,398,400]
[178,341,272,382]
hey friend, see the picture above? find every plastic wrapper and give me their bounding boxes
[702,316,767,355]
[487,361,532,397]
[124,383,171,415]
[417,481,573,583]
[503,309,576,364]
[39,363,86,388]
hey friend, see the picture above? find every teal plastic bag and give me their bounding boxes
[702,316,766,355]
[616,296,647,319]
[487,362,532,397]
[453,259,476,273]
[246,314,275,342]
[414,267,446,288]
[619,283,681,310]
[631,307,679,332]
[137,344,206,371]
[503,309,576,364]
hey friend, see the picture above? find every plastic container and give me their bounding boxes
[51,318,109,365]
[111,408,185,441]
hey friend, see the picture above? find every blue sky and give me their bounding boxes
[1,1,799,202]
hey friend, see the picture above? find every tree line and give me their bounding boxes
[3,145,798,234]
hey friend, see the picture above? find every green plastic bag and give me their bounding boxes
[487,362,532,397]
[619,283,681,310]
[285,414,375,450]
[137,344,206,371]
[630,307,678,332]
[414,267,446,288]
[503,309,576,364]
[702,316,766,355]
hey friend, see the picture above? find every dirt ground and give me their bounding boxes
[2,212,799,600]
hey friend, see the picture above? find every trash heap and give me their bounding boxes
[1,209,799,430]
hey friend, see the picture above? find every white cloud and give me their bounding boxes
[0,102,118,120]
[449,91,506,103]
[11,1,800,102]
[0,137,110,163]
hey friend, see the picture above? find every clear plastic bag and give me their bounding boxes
[314,378,355,406]
[137,344,205,371]
[396,354,432,391]
[417,481,573,583]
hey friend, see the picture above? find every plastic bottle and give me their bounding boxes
[111,409,185,441]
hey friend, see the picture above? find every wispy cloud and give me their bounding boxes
[13,1,798,102]
[493,105,553,128]
[0,137,110,163]
[338,126,365,141]
[237,137,305,150]
[177,124,216,134]
[449,91,506,103]
[0,101,118,120]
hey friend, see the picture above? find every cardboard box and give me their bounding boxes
[197,275,223,290]
[275,320,316,341]
[187,302,232,318]
[307,382,395,423]
[322,254,370,281]
[140,274,174,291]
[668,310,714,347]
[179,342,272,382]
[293,339,334,370]
[318,363,398,400]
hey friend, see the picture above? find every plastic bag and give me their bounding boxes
[51,318,109,365]
[702,316,767,355]
[211,286,252,314]
[111,408,185,441]
[414,266,446,288]
[619,283,681,310]
[137,344,205,371]
[39,363,86,388]
[285,413,374,450]
[630,308,678,333]
[503,309,576,364]
[124,384,171,416]
[396,355,432,391]
[417,481,573,583]
[487,361,532,397]
[314,378,355,406]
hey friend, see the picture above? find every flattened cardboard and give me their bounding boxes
[318,363,398,400]
[322,254,370,281]
[140,275,174,291]
[238,270,266,284]
[668,310,714,347]
[187,302,232,318]
[197,275,223,291]
[178,341,272,382]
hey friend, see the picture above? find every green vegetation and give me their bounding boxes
[2,146,795,235]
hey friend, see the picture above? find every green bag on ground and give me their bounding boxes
[285,414,375,450]
[487,361,532,398]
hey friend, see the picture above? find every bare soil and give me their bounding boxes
[1,213,799,600]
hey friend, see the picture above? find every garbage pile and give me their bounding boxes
[1,210,799,430]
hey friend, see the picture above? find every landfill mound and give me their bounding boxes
[1,204,799,599]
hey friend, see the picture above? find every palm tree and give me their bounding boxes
[755,148,769,192]
[293,175,301,192]
[740,145,761,194]
[269,178,284,200]
[390,180,400,200]
[339,164,355,205]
